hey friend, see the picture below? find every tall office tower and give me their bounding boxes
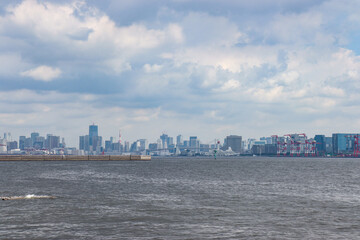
[79,136,85,150]
[325,137,333,154]
[160,134,169,149]
[89,124,98,143]
[4,132,11,141]
[31,132,39,147]
[168,137,174,146]
[19,136,26,150]
[124,141,130,152]
[89,124,101,152]
[223,135,242,153]
[138,139,148,151]
[176,135,183,146]
[314,135,326,156]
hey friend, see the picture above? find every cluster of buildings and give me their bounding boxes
[0,132,66,154]
[0,124,359,157]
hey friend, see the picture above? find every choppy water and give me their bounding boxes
[1,157,360,239]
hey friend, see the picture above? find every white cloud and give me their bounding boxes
[217,79,240,92]
[20,65,61,81]
[2,0,360,145]
[143,63,163,73]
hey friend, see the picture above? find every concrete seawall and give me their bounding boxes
[0,155,151,161]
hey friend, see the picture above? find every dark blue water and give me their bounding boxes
[1,157,360,239]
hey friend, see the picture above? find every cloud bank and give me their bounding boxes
[1,0,360,146]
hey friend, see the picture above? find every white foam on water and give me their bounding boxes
[25,194,36,199]
[1,194,56,200]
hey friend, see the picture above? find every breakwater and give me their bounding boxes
[0,155,151,161]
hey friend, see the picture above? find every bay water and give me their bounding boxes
[1,157,360,239]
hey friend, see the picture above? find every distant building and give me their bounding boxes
[34,136,45,149]
[176,135,183,146]
[19,136,26,150]
[31,132,39,147]
[314,135,326,156]
[200,144,210,153]
[251,144,265,155]
[148,143,158,151]
[105,140,112,152]
[46,134,60,150]
[124,141,130,152]
[332,133,360,155]
[79,136,85,151]
[265,144,277,155]
[7,141,18,151]
[325,137,333,154]
[0,138,7,153]
[159,134,173,149]
[223,135,242,153]
[189,136,200,153]
[89,124,100,151]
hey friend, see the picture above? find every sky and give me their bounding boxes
[1,0,360,147]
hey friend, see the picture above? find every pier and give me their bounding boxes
[0,155,151,161]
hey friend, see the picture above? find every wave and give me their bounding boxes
[1,194,56,200]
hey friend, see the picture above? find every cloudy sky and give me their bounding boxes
[1,0,360,147]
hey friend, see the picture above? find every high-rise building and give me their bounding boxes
[31,132,39,147]
[19,136,26,150]
[7,141,18,151]
[89,124,98,144]
[105,140,112,152]
[160,134,169,149]
[46,134,60,150]
[124,141,130,152]
[176,135,183,146]
[223,135,242,153]
[314,135,326,156]
[79,136,85,150]
[138,139,148,151]
[34,136,45,149]
[325,137,333,154]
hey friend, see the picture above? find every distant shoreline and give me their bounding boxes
[0,155,151,161]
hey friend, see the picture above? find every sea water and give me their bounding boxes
[1,157,360,239]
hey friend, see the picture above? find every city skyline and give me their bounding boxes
[2,124,360,158]
[1,1,360,147]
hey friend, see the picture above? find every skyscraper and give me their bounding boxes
[88,124,102,152]
[176,135,183,146]
[89,124,98,143]
[314,135,325,156]
[160,134,169,149]
[31,132,39,147]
